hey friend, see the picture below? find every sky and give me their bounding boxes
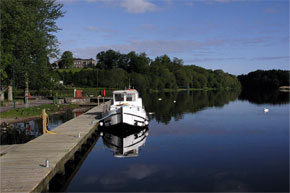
[55,0,289,75]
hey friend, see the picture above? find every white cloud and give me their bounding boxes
[58,0,157,13]
[123,164,159,180]
[67,36,287,60]
[120,0,157,13]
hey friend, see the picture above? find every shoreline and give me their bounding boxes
[0,106,92,125]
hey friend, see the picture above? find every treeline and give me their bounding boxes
[238,70,290,90]
[56,50,241,91]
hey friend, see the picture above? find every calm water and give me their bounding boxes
[63,90,289,192]
[1,111,78,145]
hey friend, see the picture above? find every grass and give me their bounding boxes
[149,88,217,93]
[0,104,79,119]
[55,68,94,73]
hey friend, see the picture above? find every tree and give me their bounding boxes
[238,70,289,90]
[174,69,190,88]
[59,51,73,69]
[96,49,121,69]
[127,51,150,73]
[0,0,64,90]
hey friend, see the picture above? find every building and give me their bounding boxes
[73,58,97,68]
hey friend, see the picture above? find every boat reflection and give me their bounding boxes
[99,126,149,158]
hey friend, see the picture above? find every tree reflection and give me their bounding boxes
[141,90,240,124]
[239,89,290,105]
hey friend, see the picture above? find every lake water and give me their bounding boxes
[1,111,77,145]
[65,90,289,192]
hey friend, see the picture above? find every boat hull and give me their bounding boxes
[101,106,148,128]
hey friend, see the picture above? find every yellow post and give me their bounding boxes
[41,109,56,134]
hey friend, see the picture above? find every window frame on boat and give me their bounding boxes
[113,91,138,103]
[114,93,125,102]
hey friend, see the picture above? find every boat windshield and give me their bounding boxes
[126,93,136,101]
[115,93,124,101]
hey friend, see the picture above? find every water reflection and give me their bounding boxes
[65,90,289,192]
[99,126,149,158]
[141,90,290,125]
[141,90,240,124]
[239,89,290,104]
[0,110,78,145]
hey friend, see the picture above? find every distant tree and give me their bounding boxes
[131,72,149,90]
[127,51,150,73]
[59,51,73,69]
[238,70,289,90]
[174,69,190,88]
[96,49,121,69]
[56,49,241,91]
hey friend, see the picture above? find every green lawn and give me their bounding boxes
[0,104,79,118]
[55,68,94,73]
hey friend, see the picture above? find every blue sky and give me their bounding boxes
[55,0,289,75]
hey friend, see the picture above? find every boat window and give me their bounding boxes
[126,93,136,101]
[115,93,124,101]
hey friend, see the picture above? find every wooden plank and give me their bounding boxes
[0,102,109,193]
[0,145,20,156]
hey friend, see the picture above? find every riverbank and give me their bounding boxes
[0,104,89,124]
[148,87,235,93]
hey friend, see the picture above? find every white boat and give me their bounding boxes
[99,89,149,128]
[100,126,148,158]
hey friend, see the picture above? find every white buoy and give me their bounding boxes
[173,100,176,103]
[99,122,103,126]
[158,98,162,101]
[264,108,269,113]
[100,132,103,136]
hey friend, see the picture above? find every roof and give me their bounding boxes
[73,58,96,61]
[113,89,138,94]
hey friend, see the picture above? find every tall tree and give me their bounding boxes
[0,0,64,90]
[59,51,73,69]
[96,49,121,69]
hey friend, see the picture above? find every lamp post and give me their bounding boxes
[97,68,99,88]
[12,64,16,109]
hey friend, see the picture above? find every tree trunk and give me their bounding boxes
[0,91,4,102]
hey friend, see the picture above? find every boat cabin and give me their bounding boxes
[112,89,142,106]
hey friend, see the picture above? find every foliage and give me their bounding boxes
[59,51,74,69]
[56,68,92,73]
[0,0,64,90]
[238,70,290,90]
[57,50,241,91]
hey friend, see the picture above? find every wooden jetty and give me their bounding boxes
[0,102,110,193]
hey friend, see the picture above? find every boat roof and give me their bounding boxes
[113,89,138,94]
